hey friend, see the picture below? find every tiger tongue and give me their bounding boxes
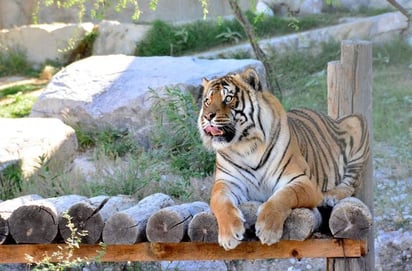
[205,125,224,136]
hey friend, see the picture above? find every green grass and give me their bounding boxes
[0,93,38,118]
[0,162,23,200]
[0,48,35,77]
[0,84,44,98]
[136,12,344,56]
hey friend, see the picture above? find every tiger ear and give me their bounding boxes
[240,68,262,91]
[202,77,209,86]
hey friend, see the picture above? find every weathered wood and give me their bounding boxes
[0,194,43,244]
[59,195,137,244]
[188,201,322,243]
[58,196,110,244]
[146,201,209,243]
[102,193,174,244]
[283,208,322,241]
[329,197,372,240]
[8,195,87,244]
[327,40,374,271]
[90,195,138,222]
[188,210,218,242]
[0,239,367,263]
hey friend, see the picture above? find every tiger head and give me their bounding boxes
[198,67,266,151]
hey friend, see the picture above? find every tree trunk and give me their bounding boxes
[227,0,281,98]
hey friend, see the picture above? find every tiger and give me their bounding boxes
[197,67,370,250]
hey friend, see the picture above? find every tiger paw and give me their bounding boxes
[255,203,288,245]
[216,209,245,250]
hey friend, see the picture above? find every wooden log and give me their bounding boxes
[59,195,139,244]
[102,193,174,244]
[327,40,374,271]
[58,196,109,244]
[146,201,209,243]
[187,201,321,242]
[188,210,218,242]
[90,195,138,222]
[283,208,322,241]
[239,201,321,241]
[8,195,87,244]
[0,194,43,244]
[329,197,372,240]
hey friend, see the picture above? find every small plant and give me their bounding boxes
[215,27,243,44]
[0,162,23,200]
[174,27,190,45]
[75,126,139,159]
[25,212,106,270]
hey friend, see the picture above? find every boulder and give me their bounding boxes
[0,118,77,179]
[93,21,151,56]
[30,55,265,137]
[0,23,94,66]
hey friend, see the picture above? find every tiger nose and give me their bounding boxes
[204,112,216,121]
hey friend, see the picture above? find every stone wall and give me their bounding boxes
[0,0,251,29]
[1,11,407,66]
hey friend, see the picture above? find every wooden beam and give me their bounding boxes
[327,40,374,271]
[0,239,366,264]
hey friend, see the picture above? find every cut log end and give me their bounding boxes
[9,205,58,244]
[102,213,139,244]
[282,208,322,241]
[59,203,104,244]
[329,197,372,240]
[146,210,186,243]
[146,202,209,243]
[188,211,218,242]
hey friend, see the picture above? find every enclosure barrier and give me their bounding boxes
[0,40,373,271]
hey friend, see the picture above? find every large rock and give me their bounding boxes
[0,118,77,179]
[30,55,265,136]
[93,21,151,56]
[0,23,94,66]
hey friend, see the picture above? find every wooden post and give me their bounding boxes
[326,40,374,271]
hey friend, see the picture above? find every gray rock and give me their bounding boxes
[93,21,151,56]
[30,55,265,137]
[0,23,94,66]
[0,118,77,179]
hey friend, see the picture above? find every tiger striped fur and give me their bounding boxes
[198,68,370,250]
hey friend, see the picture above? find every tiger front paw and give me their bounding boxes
[255,203,289,245]
[216,208,245,250]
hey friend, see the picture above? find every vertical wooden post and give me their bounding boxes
[326,40,374,271]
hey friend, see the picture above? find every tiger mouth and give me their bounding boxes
[204,125,224,137]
